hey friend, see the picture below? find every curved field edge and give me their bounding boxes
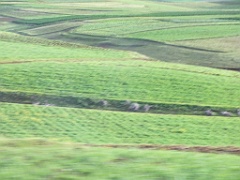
[0,103,240,146]
[126,24,240,42]
[0,39,143,62]
[0,61,239,107]
[0,31,90,49]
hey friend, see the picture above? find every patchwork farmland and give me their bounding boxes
[0,0,239,179]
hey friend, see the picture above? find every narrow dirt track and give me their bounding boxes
[84,144,240,155]
[1,138,239,155]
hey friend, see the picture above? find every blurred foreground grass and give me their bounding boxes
[0,138,240,180]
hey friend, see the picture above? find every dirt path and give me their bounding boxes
[84,144,240,155]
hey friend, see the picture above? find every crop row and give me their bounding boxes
[0,102,240,146]
[0,61,240,107]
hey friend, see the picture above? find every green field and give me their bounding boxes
[1,61,240,107]
[0,0,240,179]
[127,24,240,42]
[0,139,239,180]
[1,103,240,146]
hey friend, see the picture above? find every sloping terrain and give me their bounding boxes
[0,138,240,180]
[0,0,240,179]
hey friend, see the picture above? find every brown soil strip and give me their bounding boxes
[0,17,13,22]
[1,138,239,155]
[0,16,16,22]
[84,144,240,155]
[0,61,33,65]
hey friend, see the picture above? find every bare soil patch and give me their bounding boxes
[0,16,15,22]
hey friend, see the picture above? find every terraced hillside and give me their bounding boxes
[1,103,240,146]
[0,0,240,179]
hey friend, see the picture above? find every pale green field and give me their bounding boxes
[0,39,141,62]
[72,16,240,37]
[127,24,240,42]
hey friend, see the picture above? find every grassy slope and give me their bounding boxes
[0,138,240,180]
[72,16,240,37]
[1,60,239,107]
[1,103,240,146]
[127,24,240,42]
[0,0,240,179]
[174,36,240,58]
[1,0,240,69]
[0,39,140,62]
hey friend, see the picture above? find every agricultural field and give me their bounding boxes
[0,138,240,180]
[1,103,240,146]
[0,0,240,179]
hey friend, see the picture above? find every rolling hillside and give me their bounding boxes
[0,0,239,179]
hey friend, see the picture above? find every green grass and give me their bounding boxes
[1,61,239,107]
[0,31,90,48]
[0,8,68,19]
[73,17,177,37]
[72,16,238,37]
[127,24,240,42]
[1,0,240,69]
[0,1,240,179]
[0,103,240,146]
[0,138,240,180]
[0,39,140,62]
[20,21,83,36]
[174,35,240,57]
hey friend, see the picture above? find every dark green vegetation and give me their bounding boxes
[0,0,240,179]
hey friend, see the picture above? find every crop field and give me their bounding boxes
[1,102,240,146]
[0,39,140,62]
[0,139,239,180]
[0,61,240,108]
[20,21,83,36]
[72,16,240,37]
[127,24,240,42]
[0,0,240,179]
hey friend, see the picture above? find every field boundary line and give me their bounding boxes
[84,144,240,155]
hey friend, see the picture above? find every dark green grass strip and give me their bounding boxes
[218,17,240,21]
[0,91,238,116]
